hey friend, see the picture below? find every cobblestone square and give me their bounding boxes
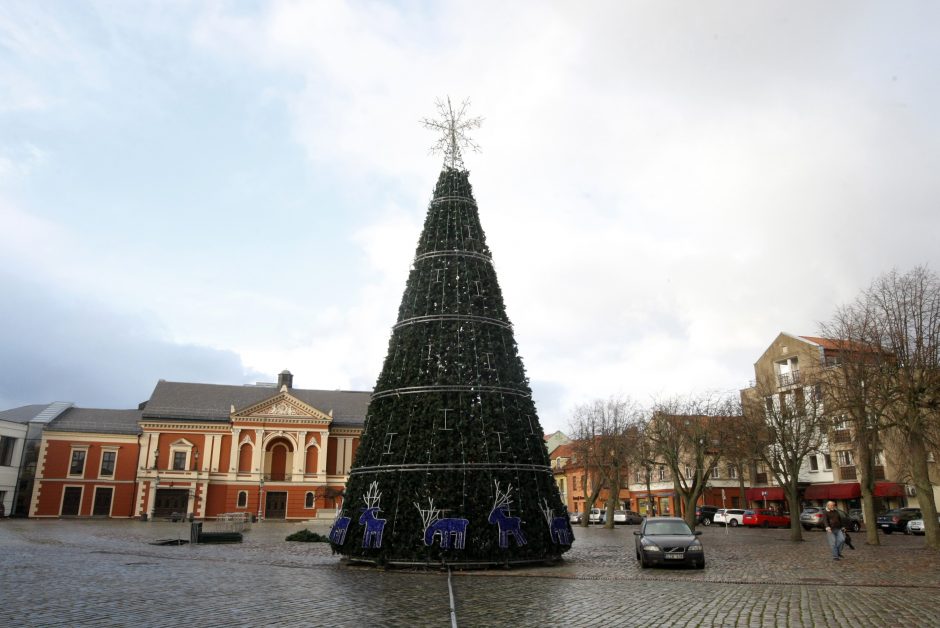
[1,520,939,626]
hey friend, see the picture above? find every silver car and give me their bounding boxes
[907,515,940,535]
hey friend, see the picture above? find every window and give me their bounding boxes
[237,491,248,508]
[727,464,737,479]
[833,416,848,430]
[658,466,666,481]
[711,466,720,479]
[305,492,315,508]
[809,455,819,471]
[837,450,854,466]
[69,449,87,476]
[100,450,116,477]
[685,466,694,479]
[823,453,832,470]
[0,436,16,466]
[172,451,187,470]
[634,470,643,484]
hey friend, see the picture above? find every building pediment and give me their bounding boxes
[232,392,332,424]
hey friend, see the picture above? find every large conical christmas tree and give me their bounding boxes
[332,99,572,566]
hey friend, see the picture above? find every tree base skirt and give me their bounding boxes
[339,555,565,570]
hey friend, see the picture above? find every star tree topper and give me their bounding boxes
[421,96,483,170]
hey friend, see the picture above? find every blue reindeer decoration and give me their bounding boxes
[416,498,469,550]
[329,509,351,545]
[488,482,527,549]
[359,481,387,549]
[540,498,574,546]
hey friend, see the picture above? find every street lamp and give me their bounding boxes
[762,491,768,509]
[257,477,265,521]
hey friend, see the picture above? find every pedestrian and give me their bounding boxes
[824,501,845,560]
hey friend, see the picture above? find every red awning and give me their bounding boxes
[805,483,861,500]
[873,482,904,497]
[745,487,786,501]
[827,483,861,499]
[803,484,830,500]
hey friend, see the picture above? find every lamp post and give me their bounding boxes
[762,491,768,509]
[257,477,265,522]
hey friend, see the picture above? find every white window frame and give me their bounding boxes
[237,491,248,508]
[99,447,119,478]
[711,466,720,480]
[304,491,316,509]
[169,439,194,471]
[809,454,819,472]
[727,464,737,479]
[68,446,89,478]
[837,450,854,467]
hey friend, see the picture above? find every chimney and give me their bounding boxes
[278,370,293,390]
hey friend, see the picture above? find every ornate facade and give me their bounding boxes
[30,372,369,520]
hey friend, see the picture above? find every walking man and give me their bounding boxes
[824,501,845,560]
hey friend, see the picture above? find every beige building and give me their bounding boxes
[743,332,908,511]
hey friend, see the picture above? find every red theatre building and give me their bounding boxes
[30,408,142,518]
[32,371,369,521]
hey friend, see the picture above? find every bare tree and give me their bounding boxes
[819,306,893,546]
[855,267,940,549]
[567,407,606,528]
[569,397,641,529]
[646,394,739,529]
[743,373,829,542]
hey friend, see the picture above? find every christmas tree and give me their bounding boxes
[332,99,572,566]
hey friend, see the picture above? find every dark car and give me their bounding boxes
[799,507,861,532]
[634,517,705,569]
[876,507,921,534]
[695,505,720,526]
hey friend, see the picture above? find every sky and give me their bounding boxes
[2,1,939,435]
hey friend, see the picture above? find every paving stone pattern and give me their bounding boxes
[1,519,939,626]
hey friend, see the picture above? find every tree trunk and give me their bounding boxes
[855,430,880,546]
[787,478,804,542]
[909,434,940,550]
[737,467,746,510]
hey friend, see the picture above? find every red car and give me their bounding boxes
[743,509,791,528]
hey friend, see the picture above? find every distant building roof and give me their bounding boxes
[142,381,370,427]
[549,443,574,459]
[46,408,143,435]
[0,402,73,424]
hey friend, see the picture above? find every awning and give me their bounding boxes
[873,482,904,498]
[828,483,861,499]
[803,484,830,500]
[745,487,786,501]
[804,483,861,500]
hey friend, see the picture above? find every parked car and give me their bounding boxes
[569,511,583,524]
[695,505,720,526]
[800,507,861,532]
[877,507,922,534]
[634,517,705,569]
[713,508,746,527]
[743,509,791,528]
[589,508,604,524]
[906,515,940,535]
[614,510,643,525]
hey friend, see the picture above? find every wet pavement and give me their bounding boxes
[1,519,938,626]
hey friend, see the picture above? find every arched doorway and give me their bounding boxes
[265,438,293,482]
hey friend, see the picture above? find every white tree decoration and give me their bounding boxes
[421,96,483,170]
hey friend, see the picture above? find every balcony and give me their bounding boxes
[831,429,852,444]
[777,370,801,388]
[839,466,857,480]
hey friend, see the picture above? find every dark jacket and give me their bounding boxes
[824,508,844,529]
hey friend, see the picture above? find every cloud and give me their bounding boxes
[183,1,940,433]
[0,269,262,410]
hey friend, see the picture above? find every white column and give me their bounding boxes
[229,429,241,472]
[294,431,307,479]
[317,431,329,476]
[344,438,354,474]
[252,429,264,476]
